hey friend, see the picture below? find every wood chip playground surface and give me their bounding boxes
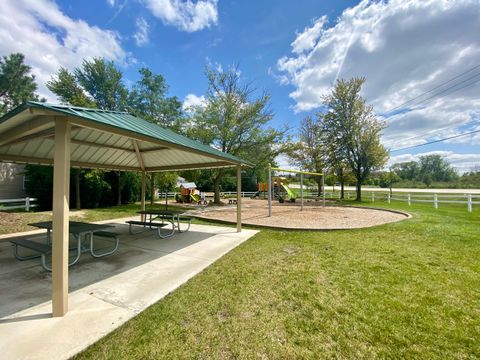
[192,199,410,230]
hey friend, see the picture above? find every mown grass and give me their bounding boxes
[74,201,480,359]
[0,202,186,235]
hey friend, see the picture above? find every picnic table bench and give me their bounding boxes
[10,222,120,271]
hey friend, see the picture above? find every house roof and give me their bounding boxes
[0,102,252,172]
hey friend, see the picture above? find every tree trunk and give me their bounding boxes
[213,170,224,204]
[75,169,81,210]
[355,181,362,201]
[117,171,121,206]
[150,173,156,206]
[316,177,322,197]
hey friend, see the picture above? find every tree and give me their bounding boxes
[286,116,325,196]
[46,67,94,107]
[47,58,129,206]
[322,77,388,201]
[128,67,183,131]
[189,65,284,203]
[0,53,40,115]
[391,161,420,181]
[418,154,458,183]
[128,67,185,204]
[378,170,401,194]
[74,58,128,111]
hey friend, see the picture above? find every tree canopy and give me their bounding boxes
[322,77,388,200]
[0,53,40,115]
[188,65,284,202]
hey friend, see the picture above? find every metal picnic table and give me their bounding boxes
[128,209,192,238]
[16,221,119,270]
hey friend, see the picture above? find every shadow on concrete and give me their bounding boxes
[0,222,214,318]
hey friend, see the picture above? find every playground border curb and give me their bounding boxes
[189,205,412,231]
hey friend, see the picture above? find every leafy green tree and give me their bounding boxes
[286,116,325,196]
[128,67,183,131]
[418,154,458,183]
[128,67,184,203]
[46,67,94,107]
[322,77,388,201]
[0,53,40,115]
[48,58,130,206]
[74,58,128,111]
[189,65,284,203]
[378,170,401,193]
[391,161,420,181]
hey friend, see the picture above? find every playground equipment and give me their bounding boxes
[253,178,297,202]
[267,164,325,217]
[176,182,201,204]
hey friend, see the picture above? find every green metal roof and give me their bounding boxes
[0,102,252,171]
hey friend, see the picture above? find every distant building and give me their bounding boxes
[0,163,26,199]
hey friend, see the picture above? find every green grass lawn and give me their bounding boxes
[73,201,480,359]
[0,202,186,235]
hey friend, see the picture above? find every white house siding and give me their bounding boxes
[0,163,25,199]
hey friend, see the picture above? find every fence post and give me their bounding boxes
[467,194,472,213]
[387,193,391,204]
[25,197,30,211]
[371,192,375,203]
[408,193,411,206]
[434,194,438,209]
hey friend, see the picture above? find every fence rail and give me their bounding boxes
[159,189,479,212]
[0,197,37,211]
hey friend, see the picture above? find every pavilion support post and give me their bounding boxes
[141,171,146,222]
[300,173,304,211]
[52,118,71,317]
[268,163,272,217]
[236,165,242,232]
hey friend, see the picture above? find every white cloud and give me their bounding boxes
[133,17,150,46]
[143,0,218,32]
[0,0,130,101]
[106,0,115,6]
[182,93,205,111]
[389,151,480,174]
[277,0,480,150]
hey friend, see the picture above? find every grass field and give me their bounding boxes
[71,201,480,359]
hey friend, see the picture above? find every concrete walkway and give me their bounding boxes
[0,218,258,360]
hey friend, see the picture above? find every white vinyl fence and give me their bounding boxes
[0,197,37,211]
[339,190,479,213]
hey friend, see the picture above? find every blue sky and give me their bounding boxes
[1,0,479,172]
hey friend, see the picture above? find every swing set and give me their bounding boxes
[267,164,325,217]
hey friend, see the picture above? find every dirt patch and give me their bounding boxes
[191,199,409,230]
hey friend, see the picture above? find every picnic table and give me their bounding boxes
[10,221,119,271]
[126,209,192,238]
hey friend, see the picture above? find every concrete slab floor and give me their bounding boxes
[0,217,258,360]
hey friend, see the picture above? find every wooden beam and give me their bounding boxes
[236,165,242,233]
[132,140,145,171]
[0,154,141,172]
[51,117,71,317]
[146,161,236,172]
[0,116,54,147]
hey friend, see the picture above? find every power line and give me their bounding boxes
[382,64,480,116]
[383,118,480,147]
[390,128,480,153]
